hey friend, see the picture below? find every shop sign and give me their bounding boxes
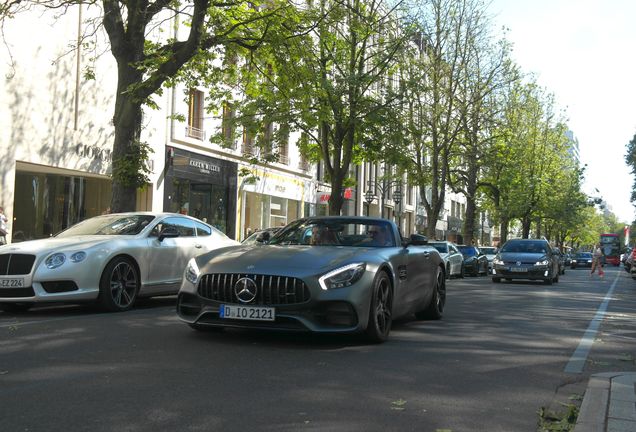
[189,158,221,174]
[318,188,353,203]
[76,144,112,162]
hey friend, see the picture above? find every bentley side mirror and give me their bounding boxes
[158,226,180,242]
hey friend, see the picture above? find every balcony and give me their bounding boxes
[186,125,206,141]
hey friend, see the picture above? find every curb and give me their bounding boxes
[573,372,636,432]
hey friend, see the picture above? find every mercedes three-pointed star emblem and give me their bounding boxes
[234,277,258,303]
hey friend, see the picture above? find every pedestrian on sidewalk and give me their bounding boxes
[591,243,605,277]
[0,206,8,245]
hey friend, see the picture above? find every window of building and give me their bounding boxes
[187,89,205,140]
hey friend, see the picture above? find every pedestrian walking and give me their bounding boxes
[591,243,605,277]
[0,206,8,245]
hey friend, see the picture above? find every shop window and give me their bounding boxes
[12,171,111,242]
[187,89,205,140]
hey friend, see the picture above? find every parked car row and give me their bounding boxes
[427,241,493,279]
[0,213,448,343]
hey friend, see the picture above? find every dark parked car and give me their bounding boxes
[177,216,446,343]
[571,252,593,269]
[491,238,560,284]
[457,245,488,276]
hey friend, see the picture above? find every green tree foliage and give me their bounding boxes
[200,0,410,215]
[625,133,636,213]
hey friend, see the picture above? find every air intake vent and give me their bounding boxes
[197,274,310,306]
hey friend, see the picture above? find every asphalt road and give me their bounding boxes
[1,266,635,432]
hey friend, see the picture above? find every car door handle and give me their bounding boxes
[423,252,430,259]
[195,244,203,249]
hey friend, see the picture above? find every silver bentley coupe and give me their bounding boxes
[177,216,446,343]
[0,212,238,312]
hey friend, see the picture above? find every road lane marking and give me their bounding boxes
[564,270,621,374]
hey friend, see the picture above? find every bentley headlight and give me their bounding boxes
[319,263,366,290]
[535,259,549,266]
[493,258,504,265]
[70,251,87,263]
[185,258,200,285]
[45,253,66,269]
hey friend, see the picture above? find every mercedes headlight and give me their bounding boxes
[45,253,66,269]
[185,258,200,285]
[319,263,366,290]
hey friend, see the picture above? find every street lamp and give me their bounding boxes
[393,187,403,230]
[365,179,402,220]
[364,189,376,216]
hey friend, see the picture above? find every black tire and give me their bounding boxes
[0,302,33,313]
[98,257,140,312]
[492,277,501,283]
[544,277,553,285]
[416,266,446,320]
[365,271,393,343]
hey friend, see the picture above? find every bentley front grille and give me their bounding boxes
[0,254,36,275]
[197,274,311,306]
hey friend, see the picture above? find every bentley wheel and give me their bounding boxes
[416,266,445,320]
[365,271,393,343]
[98,257,139,312]
[0,302,33,313]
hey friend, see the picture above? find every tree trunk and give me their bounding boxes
[111,76,143,213]
[522,215,531,239]
[499,216,509,244]
[463,199,477,246]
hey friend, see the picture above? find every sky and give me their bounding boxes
[487,0,636,223]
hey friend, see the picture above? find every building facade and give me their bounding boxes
[1,5,484,245]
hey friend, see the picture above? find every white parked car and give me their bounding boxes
[0,212,238,312]
[480,246,498,270]
[428,241,464,278]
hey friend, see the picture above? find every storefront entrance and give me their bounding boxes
[164,147,237,238]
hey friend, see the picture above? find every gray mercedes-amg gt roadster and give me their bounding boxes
[177,216,446,342]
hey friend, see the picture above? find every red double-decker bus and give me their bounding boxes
[600,233,621,266]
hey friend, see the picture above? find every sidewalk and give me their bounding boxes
[574,372,636,431]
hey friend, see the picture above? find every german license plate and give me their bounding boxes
[510,267,527,273]
[220,304,275,321]
[0,278,24,288]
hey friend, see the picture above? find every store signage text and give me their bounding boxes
[319,188,353,203]
[189,158,221,174]
[76,144,112,162]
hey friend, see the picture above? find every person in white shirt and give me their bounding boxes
[591,244,605,277]
[0,206,8,245]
